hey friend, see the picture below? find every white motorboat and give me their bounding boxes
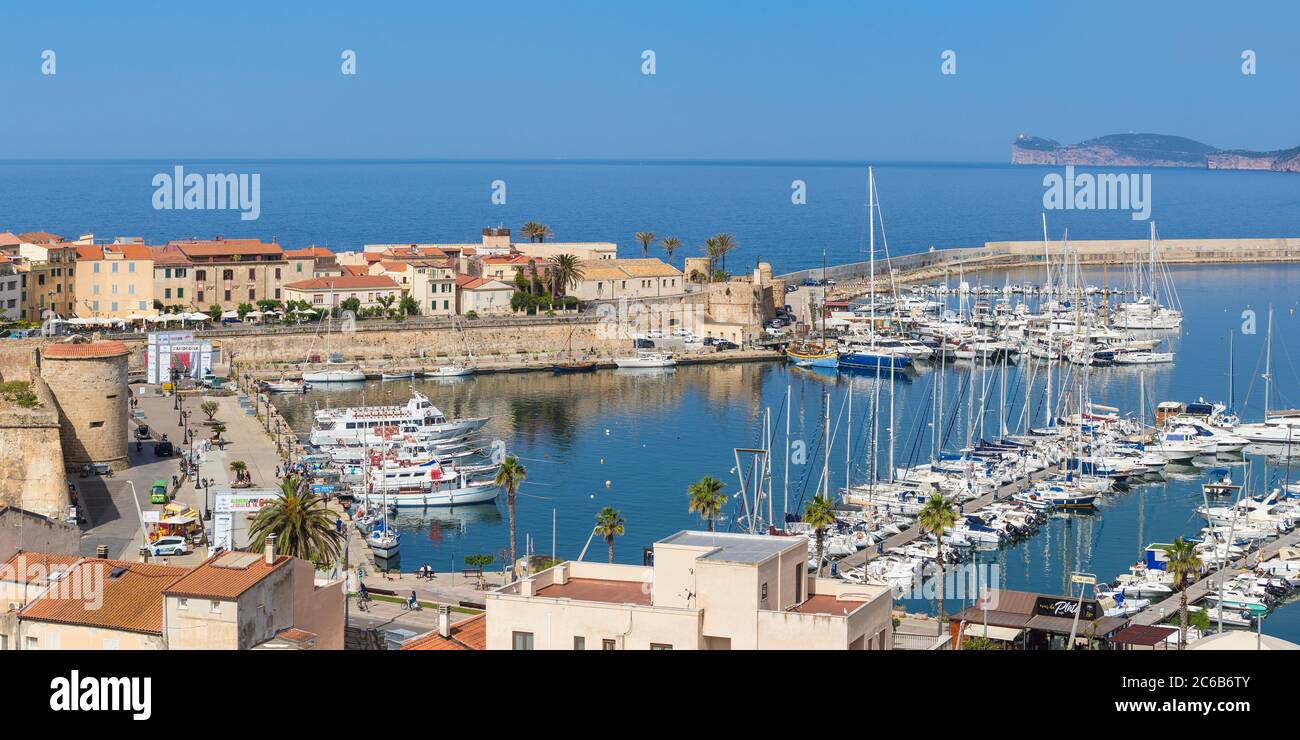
[356,478,498,507]
[1151,430,1215,462]
[614,351,676,369]
[381,371,415,380]
[425,365,474,378]
[265,379,311,393]
[1113,351,1174,365]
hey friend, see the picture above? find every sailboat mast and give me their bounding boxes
[1228,332,1235,412]
[869,166,876,350]
[783,385,791,525]
[1265,305,1273,419]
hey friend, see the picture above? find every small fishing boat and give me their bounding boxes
[786,344,839,368]
[552,360,599,374]
[381,371,415,380]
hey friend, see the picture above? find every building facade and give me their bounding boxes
[281,275,403,311]
[73,244,155,318]
[173,238,287,310]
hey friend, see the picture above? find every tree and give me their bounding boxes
[494,456,527,572]
[340,297,361,315]
[535,224,553,243]
[712,233,738,274]
[211,423,226,441]
[918,493,958,623]
[207,303,223,323]
[200,400,219,421]
[803,495,836,576]
[398,295,420,316]
[236,302,254,321]
[520,222,543,242]
[635,231,656,258]
[548,254,585,307]
[464,554,494,588]
[703,236,721,278]
[661,236,681,266]
[376,294,397,318]
[594,507,625,564]
[229,459,248,483]
[247,476,343,567]
[687,475,727,531]
[1161,537,1204,650]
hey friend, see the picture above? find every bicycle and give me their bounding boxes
[355,593,372,612]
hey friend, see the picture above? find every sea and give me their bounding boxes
[5,159,1300,639]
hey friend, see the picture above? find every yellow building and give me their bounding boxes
[485,530,893,650]
[568,258,684,302]
[74,244,156,318]
[148,245,194,312]
[172,238,287,310]
[282,274,403,311]
[16,237,77,322]
[409,259,459,316]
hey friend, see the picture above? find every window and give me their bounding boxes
[650,643,673,651]
[128,263,135,273]
[222,269,233,281]
[93,263,100,273]
[164,268,172,278]
[210,600,221,614]
[296,263,303,273]
[442,300,449,310]
[274,288,280,299]
[176,268,187,278]
[512,631,534,651]
[110,302,118,312]
[573,636,585,650]
[762,583,768,600]
[249,288,256,300]
[111,262,118,273]
[197,290,204,302]
[275,268,281,279]
[93,284,100,295]
[602,639,617,651]
[224,290,231,301]
[177,288,184,298]
[128,283,135,295]
[25,636,37,650]
[196,269,207,281]
[164,288,171,299]
[248,268,256,280]
[89,421,105,429]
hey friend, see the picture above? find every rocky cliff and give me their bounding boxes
[1012,133,1300,172]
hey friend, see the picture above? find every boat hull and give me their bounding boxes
[357,482,499,507]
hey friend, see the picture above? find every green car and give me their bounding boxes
[150,480,169,505]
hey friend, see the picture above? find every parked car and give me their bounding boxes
[149,479,170,505]
[147,536,190,557]
[135,424,151,441]
[646,330,664,339]
[671,327,693,337]
[634,338,656,349]
[713,340,740,351]
[155,440,174,457]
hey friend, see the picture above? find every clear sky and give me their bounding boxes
[1,0,1296,161]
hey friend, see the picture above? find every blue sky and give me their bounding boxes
[1,1,1296,160]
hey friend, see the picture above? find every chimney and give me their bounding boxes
[264,533,277,564]
[96,545,109,559]
[437,605,452,638]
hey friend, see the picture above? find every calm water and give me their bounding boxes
[272,262,1300,639]
[6,159,1300,273]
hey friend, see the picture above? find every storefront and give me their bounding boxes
[949,589,1129,650]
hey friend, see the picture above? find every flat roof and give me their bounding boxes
[789,594,865,617]
[534,577,651,606]
[658,530,801,564]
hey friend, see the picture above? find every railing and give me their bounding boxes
[893,630,951,650]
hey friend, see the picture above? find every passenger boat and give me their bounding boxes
[356,476,498,507]
[614,351,676,369]
[308,391,489,446]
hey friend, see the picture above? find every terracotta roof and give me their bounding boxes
[170,239,283,257]
[163,551,292,600]
[19,559,188,635]
[377,260,409,273]
[341,264,369,276]
[283,275,400,291]
[0,551,82,588]
[455,276,509,290]
[401,613,487,651]
[42,340,130,359]
[147,245,192,266]
[534,577,652,605]
[285,247,334,258]
[75,244,153,261]
[612,258,682,278]
[0,232,23,247]
[18,231,64,244]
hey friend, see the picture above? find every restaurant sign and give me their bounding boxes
[1034,596,1100,621]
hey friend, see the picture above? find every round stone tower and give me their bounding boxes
[40,340,131,470]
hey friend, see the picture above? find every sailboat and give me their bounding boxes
[839,166,913,373]
[302,309,366,382]
[365,444,401,557]
[786,251,839,368]
[552,320,599,373]
[427,314,478,377]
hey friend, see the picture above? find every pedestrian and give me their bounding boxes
[275,465,280,478]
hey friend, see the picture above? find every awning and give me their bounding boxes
[963,624,1023,642]
[1109,624,1178,647]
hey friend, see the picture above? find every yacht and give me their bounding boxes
[614,351,677,369]
[264,379,311,393]
[303,365,366,383]
[308,391,488,446]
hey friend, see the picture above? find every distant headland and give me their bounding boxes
[1011,133,1300,172]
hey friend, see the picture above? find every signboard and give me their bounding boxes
[214,488,282,514]
[1071,573,1097,586]
[1034,596,1101,622]
[142,510,161,523]
[310,484,336,494]
[145,330,214,384]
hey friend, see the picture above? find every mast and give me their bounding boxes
[869,166,876,351]
[822,389,831,500]
[845,383,852,495]
[1228,332,1235,412]
[1264,305,1273,419]
[783,385,791,525]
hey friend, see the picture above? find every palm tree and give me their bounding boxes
[686,475,727,531]
[712,232,738,274]
[548,253,585,309]
[229,460,248,484]
[803,494,836,576]
[635,231,656,258]
[247,476,342,566]
[594,507,625,563]
[494,456,527,570]
[520,221,542,242]
[918,493,958,622]
[1161,537,1204,649]
[210,423,226,442]
[661,236,681,266]
[703,236,723,279]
